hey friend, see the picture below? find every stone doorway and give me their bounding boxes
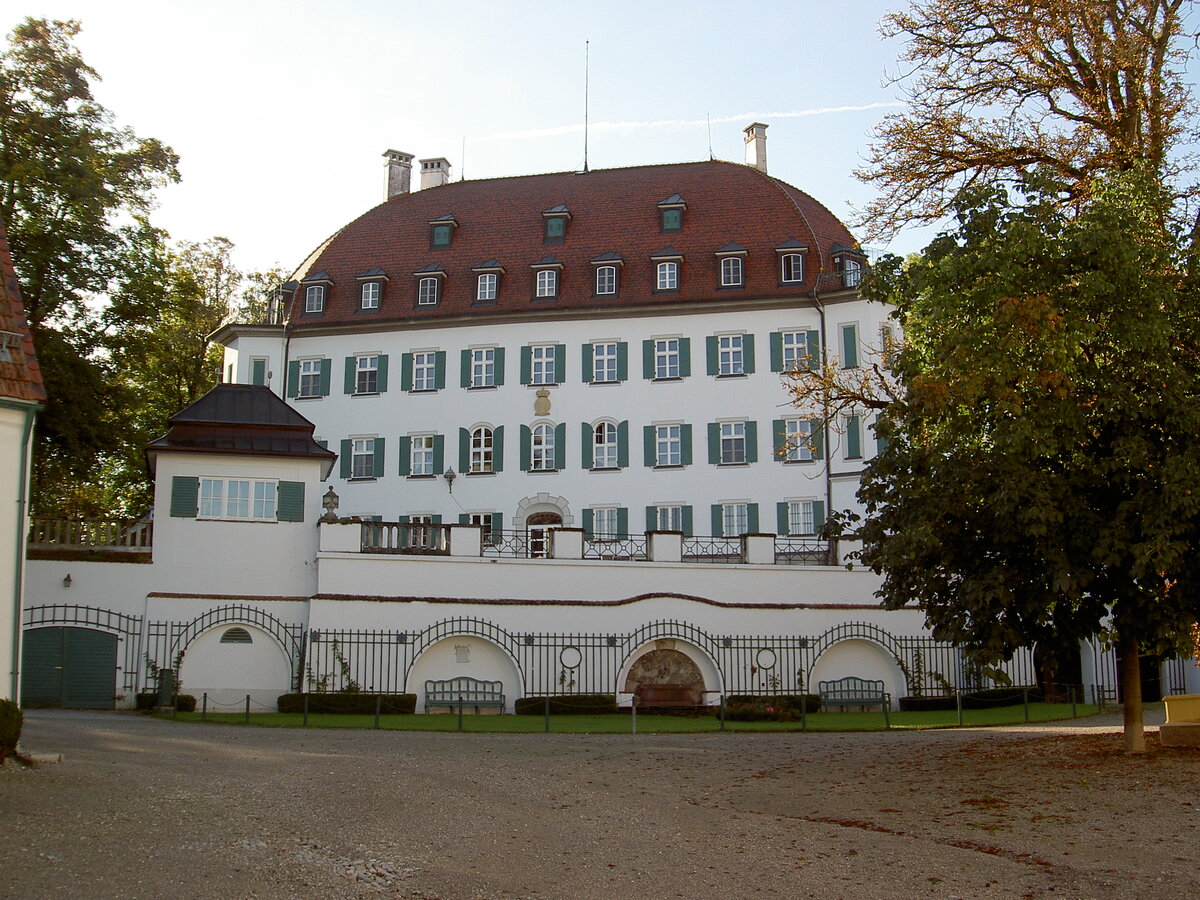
[527,512,562,558]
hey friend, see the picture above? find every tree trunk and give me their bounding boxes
[1119,630,1145,754]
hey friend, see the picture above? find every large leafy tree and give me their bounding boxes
[854,171,1200,752]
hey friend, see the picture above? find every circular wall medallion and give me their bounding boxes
[559,646,582,669]
[755,648,777,670]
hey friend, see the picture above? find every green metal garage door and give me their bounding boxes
[21,627,118,709]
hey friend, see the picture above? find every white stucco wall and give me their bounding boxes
[0,405,35,701]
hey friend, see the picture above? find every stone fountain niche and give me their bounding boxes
[624,640,705,706]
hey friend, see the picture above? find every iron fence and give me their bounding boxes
[681,536,742,564]
[774,538,836,566]
[22,604,145,696]
[582,535,648,561]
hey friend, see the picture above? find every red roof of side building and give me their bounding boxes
[0,217,46,404]
[283,159,860,329]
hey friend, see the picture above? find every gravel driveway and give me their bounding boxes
[2,709,1196,899]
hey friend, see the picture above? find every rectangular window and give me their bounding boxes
[476,273,497,302]
[304,285,324,313]
[199,477,276,521]
[592,342,618,383]
[661,208,682,232]
[656,505,682,532]
[722,503,749,538]
[361,282,380,309]
[412,351,436,391]
[842,258,862,288]
[535,269,558,298]
[432,224,452,246]
[469,512,497,544]
[351,438,376,479]
[298,359,322,398]
[545,217,566,240]
[655,338,680,379]
[788,500,816,536]
[530,345,556,385]
[592,507,618,541]
[784,419,814,462]
[720,421,746,465]
[595,265,617,296]
[656,424,681,467]
[780,331,809,372]
[355,355,379,394]
[470,348,496,388]
[410,434,435,476]
[720,256,743,287]
[718,334,744,376]
[781,253,804,283]
[656,261,678,291]
[418,277,439,306]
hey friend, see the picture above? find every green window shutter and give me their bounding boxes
[554,344,566,382]
[745,421,758,463]
[679,338,691,377]
[372,437,385,476]
[431,514,442,525]
[277,482,305,522]
[339,440,351,479]
[344,356,356,394]
[400,353,413,391]
[520,425,531,471]
[555,422,566,469]
[286,361,299,398]
[809,419,824,459]
[742,333,756,374]
[616,507,629,540]
[520,346,532,385]
[710,504,723,537]
[170,476,198,517]
[747,503,759,534]
[682,505,694,537]
[491,516,504,544]
[582,508,594,540]
[319,358,332,396]
[251,359,267,386]
[398,436,411,476]
[492,425,504,471]
[616,342,628,381]
[773,419,787,460]
[707,422,720,464]
[807,330,821,371]
[459,513,469,525]
[706,336,719,375]
[432,434,444,473]
[875,420,888,455]
[642,340,654,379]
[644,506,656,532]
[842,324,858,368]
[396,514,410,524]
[376,355,389,393]
[813,501,826,533]
[769,332,783,372]
[581,343,593,383]
[642,425,655,467]
[680,424,693,466]
[776,501,789,535]
[434,351,446,389]
[459,428,470,473]
[846,415,862,459]
[316,440,328,449]
[616,420,629,468]
[493,347,506,386]
[581,422,594,469]
[460,350,471,388]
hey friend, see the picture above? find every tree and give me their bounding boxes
[847,171,1200,752]
[0,18,179,513]
[857,0,1196,238]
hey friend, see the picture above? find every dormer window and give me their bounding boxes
[715,243,747,289]
[543,205,571,243]
[651,249,683,293]
[832,245,865,289]
[429,215,458,248]
[361,282,379,308]
[472,260,505,304]
[300,271,332,314]
[355,267,388,310]
[413,264,445,307]
[658,194,686,233]
[591,252,622,298]
[781,254,804,283]
[530,256,563,300]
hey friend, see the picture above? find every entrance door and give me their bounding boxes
[21,627,118,709]
[526,512,563,558]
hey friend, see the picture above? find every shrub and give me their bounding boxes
[515,694,618,715]
[0,699,22,764]
[723,694,820,721]
[276,693,416,715]
[136,693,197,712]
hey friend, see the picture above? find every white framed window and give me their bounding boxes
[531,423,556,471]
[593,422,618,469]
[720,256,744,287]
[355,355,379,394]
[591,507,619,542]
[781,253,804,283]
[469,512,497,544]
[595,265,617,295]
[361,282,380,309]
[470,348,496,388]
[298,359,322,398]
[722,502,749,537]
[477,273,497,302]
[654,338,680,379]
[304,285,325,313]
[656,424,681,467]
[470,426,494,473]
[199,477,277,521]
[351,438,376,479]
[410,434,435,476]
[784,419,815,462]
[592,342,618,383]
[418,276,440,306]
[788,500,816,536]
[720,421,746,465]
[535,269,558,298]
[412,351,437,392]
[656,505,682,532]
[781,331,810,372]
[842,257,862,288]
[530,345,556,385]
[718,334,744,376]
[656,261,678,291]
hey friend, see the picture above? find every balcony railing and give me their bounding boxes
[28,518,153,553]
[360,521,450,555]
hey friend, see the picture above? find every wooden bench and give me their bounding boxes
[424,676,505,713]
[818,676,890,712]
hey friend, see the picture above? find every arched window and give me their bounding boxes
[595,265,617,296]
[470,426,494,473]
[780,253,804,283]
[656,261,678,291]
[418,276,440,306]
[720,256,743,287]
[593,422,618,469]
[531,423,556,471]
[220,627,253,644]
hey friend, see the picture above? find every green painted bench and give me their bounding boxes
[424,676,505,713]
[818,676,890,712]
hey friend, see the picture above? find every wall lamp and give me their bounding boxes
[62,574,72,588]
[443,468,457,494]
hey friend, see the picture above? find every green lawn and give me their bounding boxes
[161,701,1102,733]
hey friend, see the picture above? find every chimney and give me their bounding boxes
[743,122,768,173]
[383,149,414,199]
[420,157,451,189]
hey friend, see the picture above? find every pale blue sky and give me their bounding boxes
[12,1,1185,275]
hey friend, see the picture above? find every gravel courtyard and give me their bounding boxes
[2,710,1197,899]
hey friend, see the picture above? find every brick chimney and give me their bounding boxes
[420,157,451,189]
[383,149,414,199]
[743,122,768,173]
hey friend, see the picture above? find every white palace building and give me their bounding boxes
[18,126,1199,711]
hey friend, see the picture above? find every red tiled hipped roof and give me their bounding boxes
[0,216,46,404]
[286,160,859,328]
